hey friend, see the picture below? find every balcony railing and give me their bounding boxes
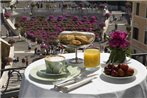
[131,53,147,66]
[0,66,26,98]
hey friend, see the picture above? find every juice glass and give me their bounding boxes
[84,49,100,68]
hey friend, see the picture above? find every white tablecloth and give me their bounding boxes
[19,53,147,98]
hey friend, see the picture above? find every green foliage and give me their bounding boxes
[107,48,126,64]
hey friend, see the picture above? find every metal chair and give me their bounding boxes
[0,66,26,98]
[131,53,147,66]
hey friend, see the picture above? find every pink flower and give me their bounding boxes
[110,31,127,40]
[48,15,55,21]
[72,16,79,21]
[109,31,129,49]
[57,16,64,21]
[21,16,28,21]
[83,16,88,20]
[109,39,120,48]
[120,40,130,49]
[78,21,83,25]
[91,16,97,20]
[119,32,128,40]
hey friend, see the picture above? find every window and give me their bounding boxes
[144,31,147,44]
[133,27,139,40]
[136,3,139,15]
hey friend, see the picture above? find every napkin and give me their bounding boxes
[57,76,97,93]
[54,79,75,91]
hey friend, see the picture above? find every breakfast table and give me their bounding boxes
[19,53,147,98]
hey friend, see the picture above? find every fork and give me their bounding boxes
[54,74,82,91]
[54,73,97,91]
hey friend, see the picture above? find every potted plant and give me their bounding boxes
[106,31,130,64]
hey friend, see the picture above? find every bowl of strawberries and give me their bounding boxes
[103,64,137,79]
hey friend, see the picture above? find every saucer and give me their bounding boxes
[29,65,81,84]
[37,69,69,78]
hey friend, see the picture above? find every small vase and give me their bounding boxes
[106,49,126,64]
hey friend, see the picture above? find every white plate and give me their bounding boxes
[29,65,81,84]
[102,68,137,79]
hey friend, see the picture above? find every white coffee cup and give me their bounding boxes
[44,55,67,74]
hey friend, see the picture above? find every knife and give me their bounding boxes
[54,74,97,91]
[61,75,97,93]
[54,74,82,91]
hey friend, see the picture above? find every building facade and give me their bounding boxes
[131,1,147,53]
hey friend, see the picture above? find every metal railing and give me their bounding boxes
[131,53,147,66]
[0,66,26,98]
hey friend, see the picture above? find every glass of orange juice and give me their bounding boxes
[84,49,100,70]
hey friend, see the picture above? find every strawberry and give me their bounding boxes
[118,68,125,77]
[126,68,134,76]
[119,64,128,72]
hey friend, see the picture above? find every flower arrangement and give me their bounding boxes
[107,31,130,63]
